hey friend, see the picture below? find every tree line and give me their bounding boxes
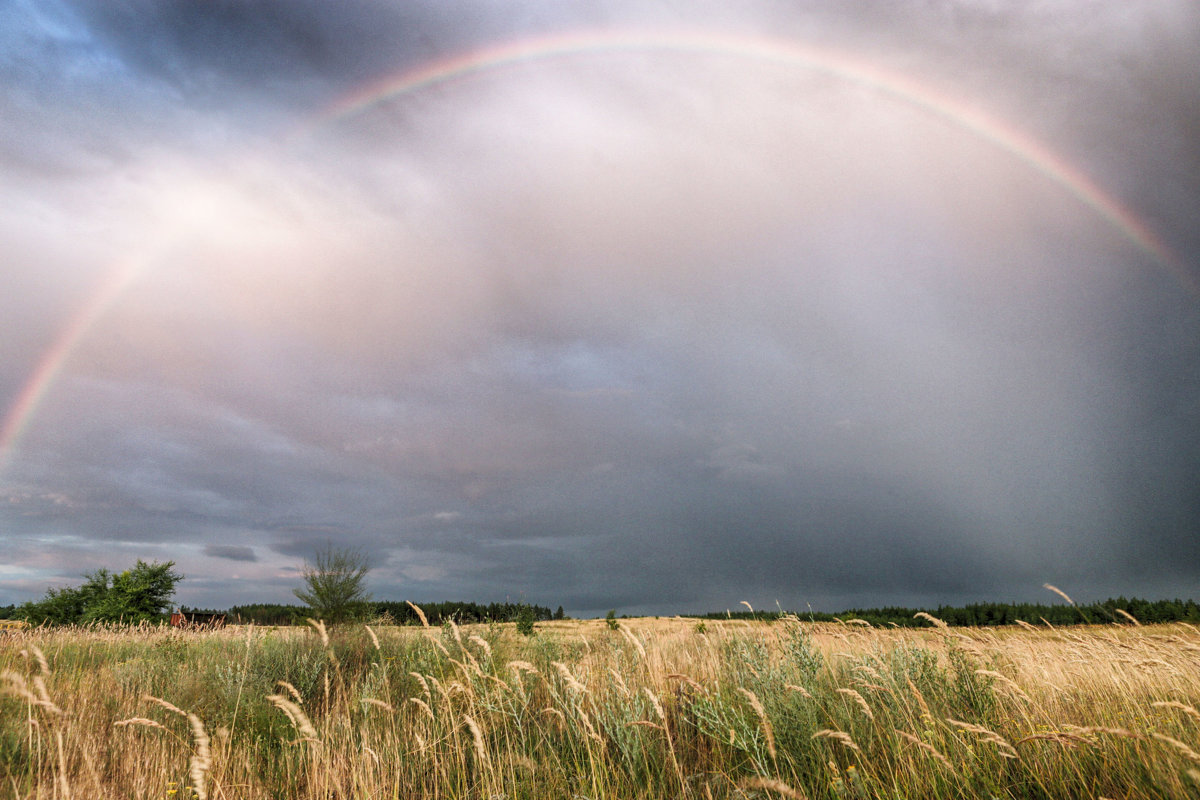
[226,600,561,626]
[698,597,1200,627]
[2,552,1196,628]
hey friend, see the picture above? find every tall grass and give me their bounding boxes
[2,615,1199,798]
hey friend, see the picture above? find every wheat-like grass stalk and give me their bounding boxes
[853,664,886,682]
[28,675,63,715]
[552,661,586,694]
[619,626,646,659]
[409,672,432,704]
[364,625,380,650]
[144,695,186,717]
[738,687,777,760]
[1066,725,1144,740]
[1017,731,1089,747]
[913,612,948,629]
[740,776,808,798]
[407,697,435,720]
[113,718,168,731]
[407,601,430,627]
[1015,619,1040,632]
[484,673,511,694]
[450,657,481,679]
[628,720,665,731]
[1043,584,1074,604]
[540,707,566,728]
[905,679,933,722]
[837,688,874,721]
[266,694,318,741]
[975,669,1031,702]
[945,718,1017,758]
[462,715,488,766]
[1114,608,1141,626]
[811,729,861,752]
[785,683,813,699]
[668,673,704,694]
[187,713,211,800]
[1153,733,1200,764]
[468,634,492,661]
[55,730,71,800]
[429,676,452,712]
[361,698,395,712]
[610,668,631,697]
[897,730,954,770]
[1153,700,1200,722]
[276,681,304,705]
[307,618,329,647]
[508,661,539,675]
[0,670,36,705]
[642,687,667,722]
[576,707,605,747]
[24,645,51,676]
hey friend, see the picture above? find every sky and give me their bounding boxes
[2,1,1198,617]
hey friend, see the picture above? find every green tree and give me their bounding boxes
[19,560,182,625]
[84,561,183,623]
[293,546,372,624]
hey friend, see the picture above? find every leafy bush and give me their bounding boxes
[516,605,536,636]
[18,560,182,625]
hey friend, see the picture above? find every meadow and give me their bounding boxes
[2,613,1199,799]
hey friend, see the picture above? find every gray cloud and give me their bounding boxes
[1,2,1197,615]
[203,544,257,562]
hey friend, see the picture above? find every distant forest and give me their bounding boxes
[221,600,562,626]
[1,596,1197,627]
[697,597,1200,627]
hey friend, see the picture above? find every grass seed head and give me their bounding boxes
[740,776,807,799]
[406,601,430,628]
[187,713,211,800]
[739,687,777,760]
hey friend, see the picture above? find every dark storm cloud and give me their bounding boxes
[1,1,1197,614]
[203,544,256,562]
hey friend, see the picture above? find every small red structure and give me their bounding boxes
[170,609,227,628]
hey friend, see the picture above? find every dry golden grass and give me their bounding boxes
[0,617,1198,798]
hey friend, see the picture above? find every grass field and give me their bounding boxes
[2,614,1199,798]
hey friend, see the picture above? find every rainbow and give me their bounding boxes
[303,28,1190,287]
[0,257,148,471]
[3,28,1193,472]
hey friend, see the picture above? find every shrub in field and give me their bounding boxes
[516,605,536,636]
[18,560,182,625]
[293,546,372,624]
